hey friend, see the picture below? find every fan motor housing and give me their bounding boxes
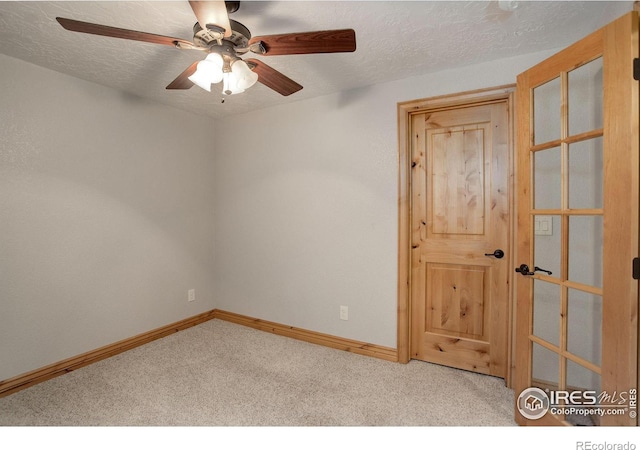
[193,20,251,49]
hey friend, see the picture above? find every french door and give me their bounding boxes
[514,12,639,426]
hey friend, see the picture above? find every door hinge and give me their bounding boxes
[633,257,640,280]
[635,58,640,81]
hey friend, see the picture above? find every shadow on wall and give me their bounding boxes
[336,84,375,109]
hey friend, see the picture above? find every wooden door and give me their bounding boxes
[410,100,511,378]
[514,11,638,426]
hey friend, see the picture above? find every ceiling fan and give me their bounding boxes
[56,1,356,98]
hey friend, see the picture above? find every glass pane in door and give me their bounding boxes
[567,359,601,393]
[569,138,603,209]
[534,148,561,210]
[568,57,603,136]
[534,77,561,145]
[534,214,561,277]
[567,289,602,366]
[532,343,559,390]
[566,359,602,426]
[533,279,560,347]
[568,216,603,288]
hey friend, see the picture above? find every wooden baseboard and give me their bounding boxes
[0,309,217,398]
[0,308,398,398]
[212,309,398,362]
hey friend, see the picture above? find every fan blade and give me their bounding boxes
[248,29,356,56]
[166,62,199,90]
[189,1,232,38]
[56,17,196,49]
[246,59,302,96]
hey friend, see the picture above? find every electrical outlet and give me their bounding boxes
[188,289,195,302]
[340,305,348,321]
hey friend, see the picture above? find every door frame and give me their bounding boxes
[397,85,516,386]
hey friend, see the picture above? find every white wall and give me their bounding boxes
[0,54,217,381]
[213,48,560,348]
[0,39,604,382]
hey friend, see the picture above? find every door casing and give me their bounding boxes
[397,85,516,387]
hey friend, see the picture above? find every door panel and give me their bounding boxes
[410,102,510,378]
[514,11,638,426]
[426,263,488,339]
[431,125,486,235]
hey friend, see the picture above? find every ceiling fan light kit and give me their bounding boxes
[225,59,259,95]
[188,53,223,92]
[188,20,259,96]
[55,0,356,100]
[186,46,258,95]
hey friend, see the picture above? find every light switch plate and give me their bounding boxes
[534,216,553,236]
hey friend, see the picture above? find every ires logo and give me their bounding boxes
[517,387,549,420]
[518,387,637,420]
[548,390,600,405]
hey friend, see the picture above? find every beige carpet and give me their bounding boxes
[0,319,516,426]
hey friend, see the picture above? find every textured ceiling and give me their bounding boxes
[0,1,632,119]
